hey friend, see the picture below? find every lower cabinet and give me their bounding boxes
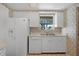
[29,37,42,54]
[42,37,48,52]
[29,36,67,54]
[47,36,66,53]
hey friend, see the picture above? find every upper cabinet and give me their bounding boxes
[13,11,64,27]
[56,12,64,27]
[13,11,40,27]
[29,12,40,27]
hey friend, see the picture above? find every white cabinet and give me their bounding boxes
[29,37,42,54]
[42,36,67,53]
[29,12,40,27]
[29,36,67,54]
[47,36,67,52]
[56,12,64,27]
[13,12,40,27]
[42,36,48,52]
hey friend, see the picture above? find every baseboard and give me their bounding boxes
[28,53,41,55]
[28,52,66,55]
[42,52,66,54]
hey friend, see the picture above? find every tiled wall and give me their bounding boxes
[30,27,62,36]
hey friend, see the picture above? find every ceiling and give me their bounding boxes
[3,3,74,11]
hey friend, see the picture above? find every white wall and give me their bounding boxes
[0,4,9,56]
[0,4,9,41]
[0,3,10,55]
[0,4,29,56]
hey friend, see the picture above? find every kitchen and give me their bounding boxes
[0,3,78,56]
[29,11,67,55]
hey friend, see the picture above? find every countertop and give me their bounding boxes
[29,34,67,37]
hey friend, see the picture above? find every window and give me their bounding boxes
[40,16,53,30]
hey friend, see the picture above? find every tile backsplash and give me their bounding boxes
[30,27,62,36]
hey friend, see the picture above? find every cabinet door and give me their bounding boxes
[42,37,48,52]
[47,37,66,52]
[56,12,64,27]
[29,37,42,53]
[29,12,40,27]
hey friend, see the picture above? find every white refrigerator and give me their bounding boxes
[7,18,29,56]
